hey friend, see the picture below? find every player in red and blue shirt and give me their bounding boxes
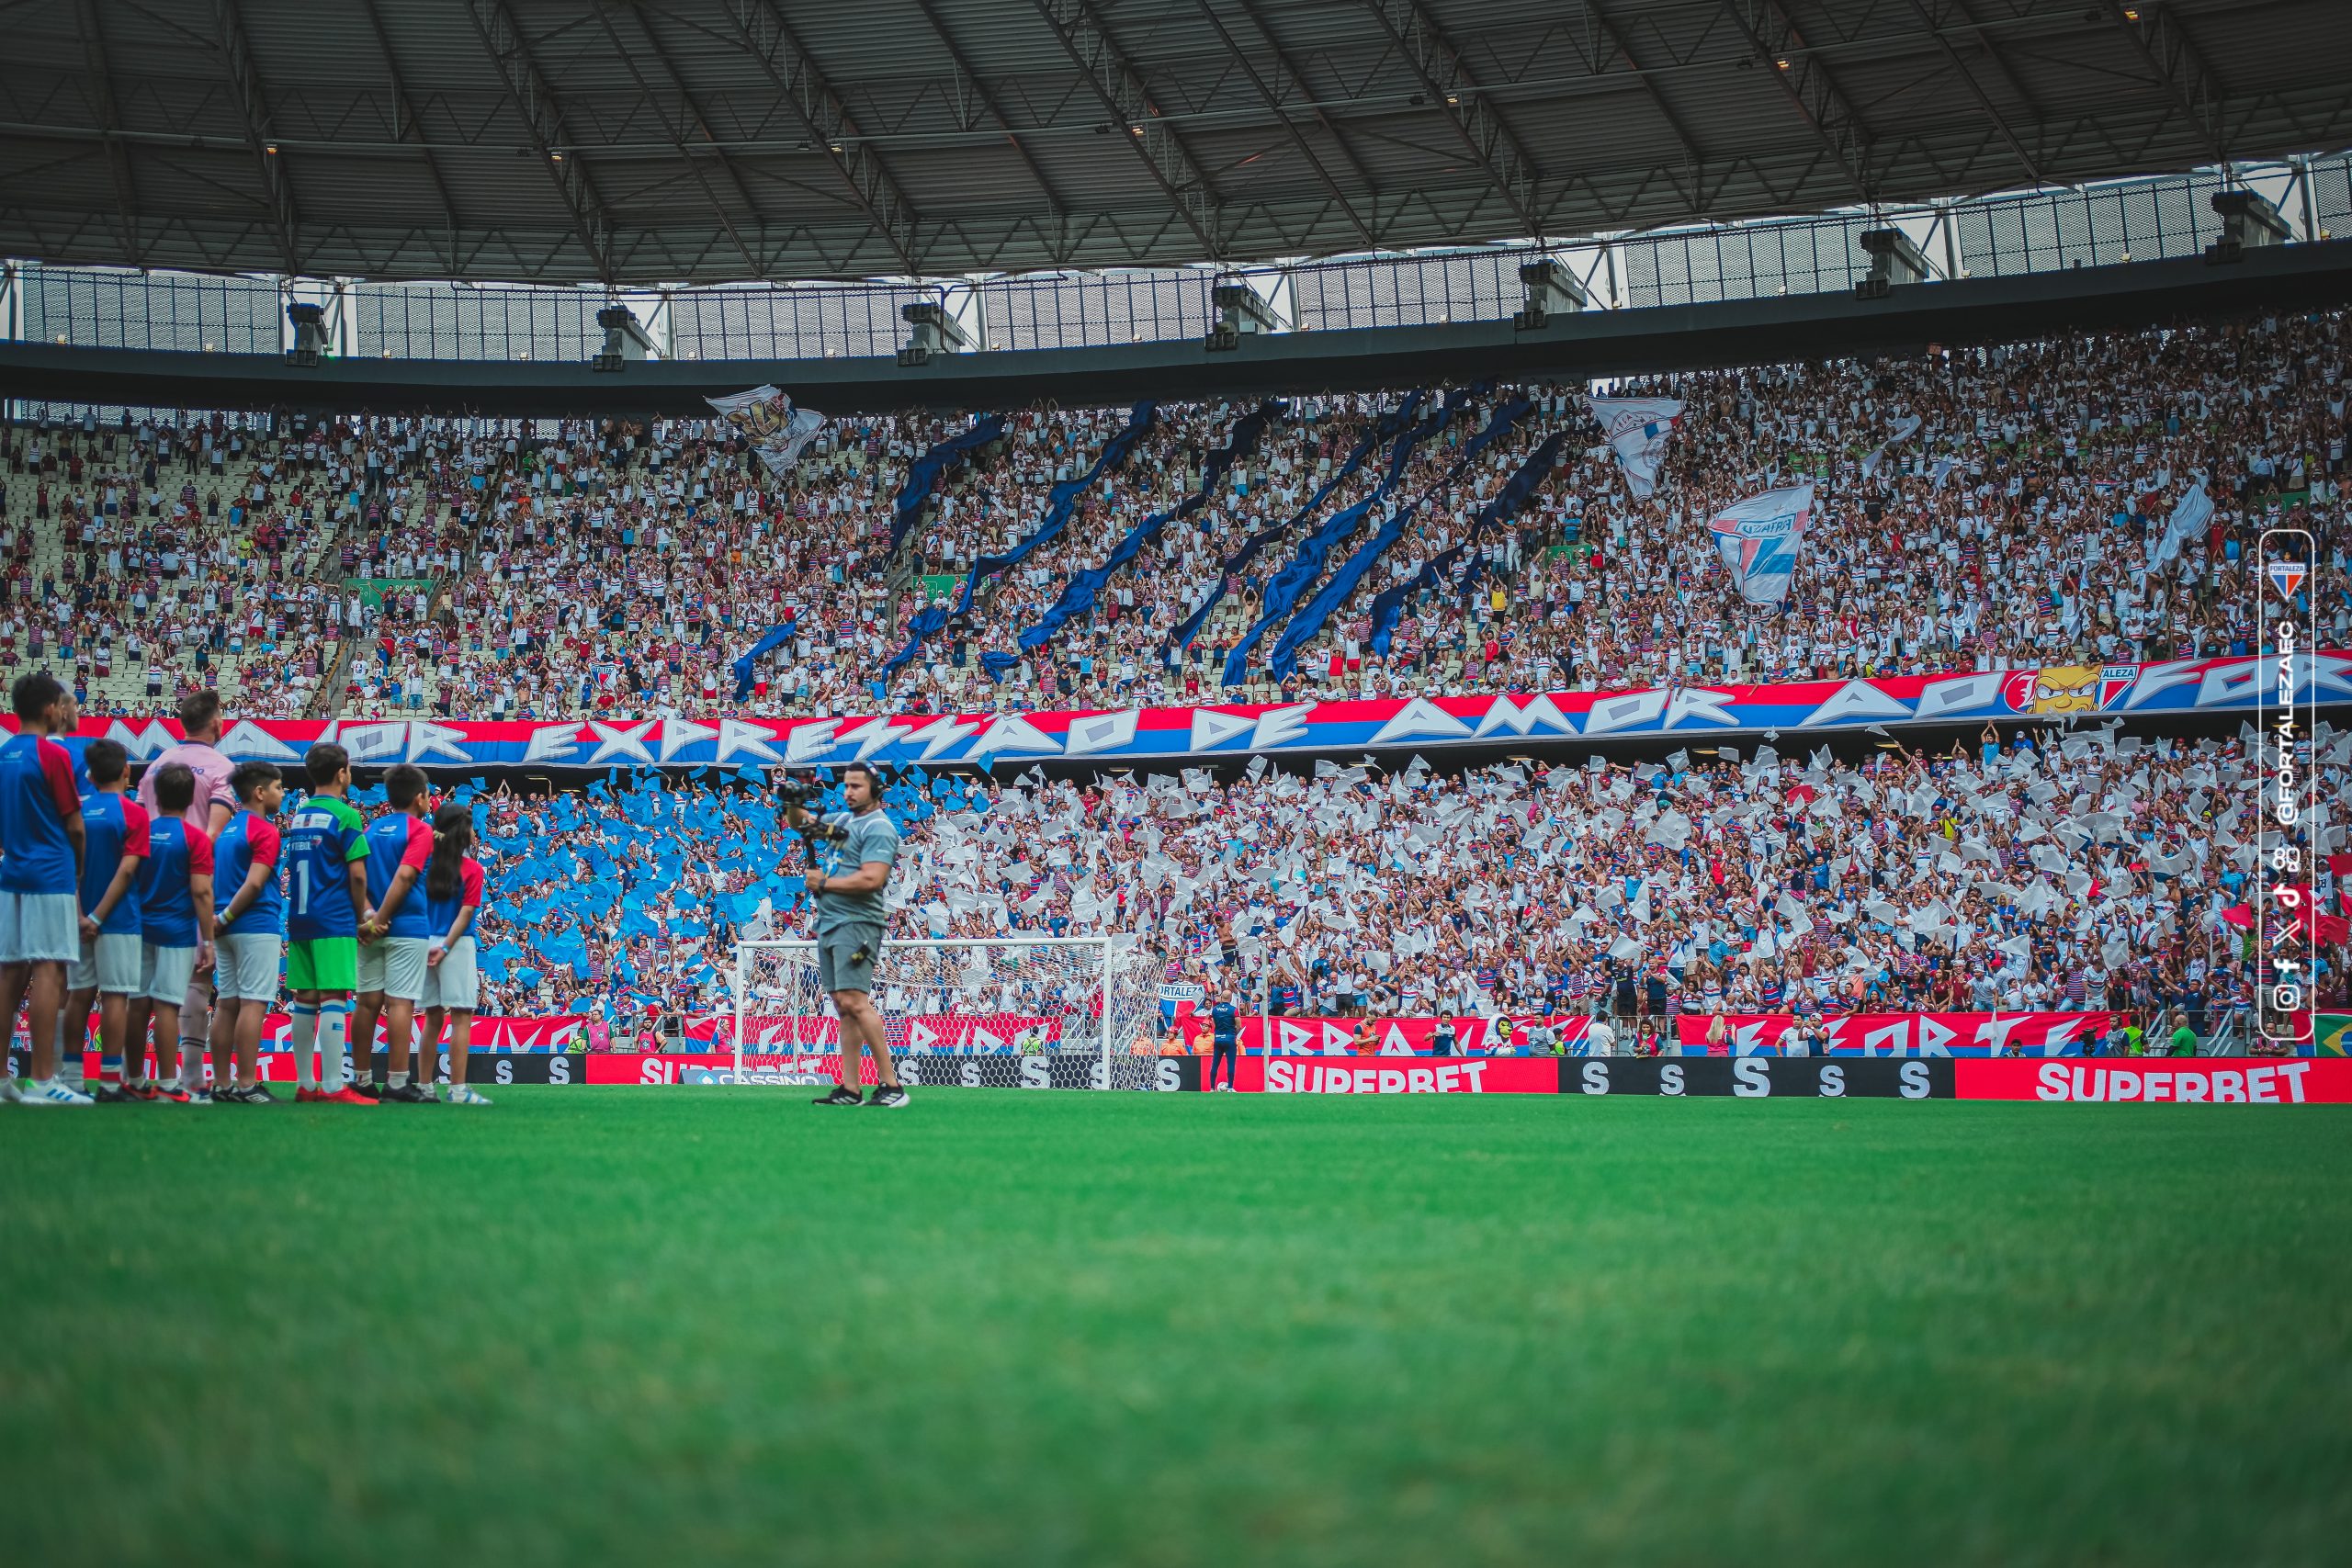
[69,737,150,1099]
[127,762,215,1100]
[420,800,492,1105]
[210,761,288,1103]
[0,671,89,1102]
[352,763,435,1101]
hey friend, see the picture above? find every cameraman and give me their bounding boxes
[781,762,909,1109]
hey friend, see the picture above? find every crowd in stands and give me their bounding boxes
[7,313,2350,1046]
[9,308,2347,731]
[455,728,2346,1043]
[1,411,358,719]
[885,311,2351,710]
[408,411,969,722]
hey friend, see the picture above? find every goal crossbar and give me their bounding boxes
[727,936,1151,1089]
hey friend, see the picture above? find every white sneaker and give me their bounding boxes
[0,1077,22,1103]
[21,1078,95,1106]
[446,1085,494,1106]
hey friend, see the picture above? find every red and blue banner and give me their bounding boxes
[21,651,2345,772]
[1673,1010,2120,1056]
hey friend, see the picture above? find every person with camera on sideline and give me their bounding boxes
[779,762,909,1109]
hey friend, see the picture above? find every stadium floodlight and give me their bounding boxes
[724,936,1162,1089]
[1205,279,1280,352]
[592,305,654,372]
[898,300,973,367]
[2207,190,2291,265]
[1513,258,1587,332]
[285,301,328,368]
[1855,229,1931,299]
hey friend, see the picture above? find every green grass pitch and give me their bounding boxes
[4,1087,2348,1566]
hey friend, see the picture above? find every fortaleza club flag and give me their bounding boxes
[1585,395,1682,498]
[706,385,825,478]
[1709,481,1814,605]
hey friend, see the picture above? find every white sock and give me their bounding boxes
[179,1038,206,1089]
[57,1015,85,1089]
[321,1003,349,1090]
[390,1069,409,1089]
[289,1005,319,1089]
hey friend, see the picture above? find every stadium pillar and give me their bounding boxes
[944,281,988,355]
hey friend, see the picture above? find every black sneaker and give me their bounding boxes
[230,1083,277,1104]
[867,1085,910,1110]
[811,1085,865,1106]
[386,1082,436,1103]
[92,1083,132,1103]
[354,1080,384,1100]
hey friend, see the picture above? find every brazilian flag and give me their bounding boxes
[2318,1015,2352,1056]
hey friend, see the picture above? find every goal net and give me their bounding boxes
[725,937,1164,1089]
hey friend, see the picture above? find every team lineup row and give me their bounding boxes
[0,682,490,1105]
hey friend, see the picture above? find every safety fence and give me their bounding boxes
[6,153,2340,364]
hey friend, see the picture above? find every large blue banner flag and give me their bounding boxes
[1708,482,1815,605]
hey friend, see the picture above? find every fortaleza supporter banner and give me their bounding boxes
[1226,1015,1588,1056]
[21,651,2345,771]
[1673,1010,2118,1057]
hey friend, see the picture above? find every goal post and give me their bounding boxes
[726,936,1165,1089]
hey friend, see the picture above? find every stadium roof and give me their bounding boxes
[4,0,2349,286]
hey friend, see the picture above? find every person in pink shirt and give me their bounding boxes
[134,690,236,1090]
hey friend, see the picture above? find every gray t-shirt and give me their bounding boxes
[814,807,899,933]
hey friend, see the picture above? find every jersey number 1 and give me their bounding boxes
[294,860,311,915]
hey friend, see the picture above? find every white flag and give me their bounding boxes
[1707,482,1815,605]
[2153,479,2213,566]
[706,385,826,478]
[1859,414,1923,477]
[1586,395,1683,499]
